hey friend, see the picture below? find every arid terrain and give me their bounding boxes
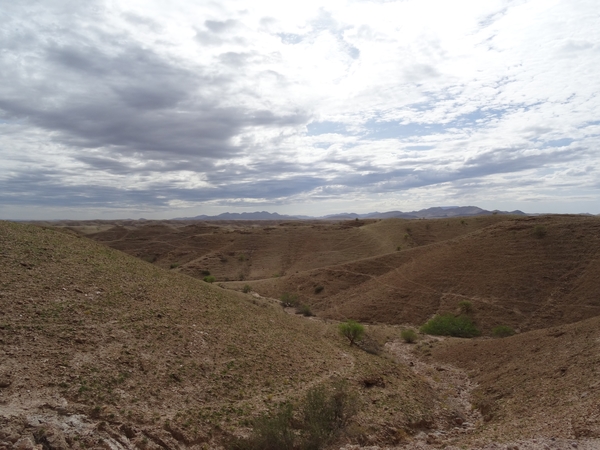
[1,214,599,449]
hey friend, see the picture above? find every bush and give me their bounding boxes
[242,284,252,293]
[400,329,418,343]
[280,292,299,307]
[228,403,295,450]
[357,334,383,355]
[301,383,358,449]
[338,320,365,346]
[420,314,480,338]
[492,325,515,338]
[203,275,216,283]
[458,300,473,314]
[314,285,324,294]
[533,225,547,238]
[227,383,358,450]
[297,304,314,317]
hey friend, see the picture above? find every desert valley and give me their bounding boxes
[1,212,599,449]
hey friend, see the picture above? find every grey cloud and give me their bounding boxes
[122,12,163,32]
[194,30,225,46]
[0,9,307,172]
[218,51,254,67]
[403,64,440,83]
[205,19,238,33]
[1,138,589,211]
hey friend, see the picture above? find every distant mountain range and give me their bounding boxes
[174,206,527,221]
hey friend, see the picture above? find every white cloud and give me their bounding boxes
[0,0,598,218]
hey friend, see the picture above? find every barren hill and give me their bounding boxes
[0,221,439,448]
[237,215,600,333]
[83,215,511,282]
[430,313,600,443]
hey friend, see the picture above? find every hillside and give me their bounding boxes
[429,314,600,443]
[82,215,511,283]
[3,219,600,449]
[0,221,441,448]
[237,215,600,333]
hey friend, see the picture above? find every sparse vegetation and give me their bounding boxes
[228,403,295,450]
[420,314,480,338]
[314,285,324,294]
[458,300,473,314]
[338,320,365,346]
[492,325,515,338]
[7,215,599,448]
[242,284,252,293]
[533,225,547,238]
[228,383,358,450]
[169,263,180,269]
[280,292,299,307]
[301,382,358,449]
[401,328,418,343]
[203,275,216,283]
[297,304,314,317]
[357,334,383,355]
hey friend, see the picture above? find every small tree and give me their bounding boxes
[338,320,364,346]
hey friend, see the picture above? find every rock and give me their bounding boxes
[13,437,35,450]
[0,373,12,389]
[34,427,68,450]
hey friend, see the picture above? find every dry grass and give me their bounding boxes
[0,221,437,448]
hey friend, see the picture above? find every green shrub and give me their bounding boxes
[400,329,418,343]
[301,383,358,450]
[203,275,216,283]
[201,269,211,276]
[297,304,314,317]
[227,383,358,450]
[492,325,515,338]
[338,320,365,346]
[458,300,473,314]
[242,284,252,293]
[169,263,180,269]
[420,314,480,338]
[228,403,295,450]
[314,285,324,294]
[280,292,299,307]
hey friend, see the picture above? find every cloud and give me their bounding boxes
[0,0,599,218]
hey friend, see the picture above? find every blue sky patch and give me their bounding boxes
[307,121,348,136]
[544,138,574,148]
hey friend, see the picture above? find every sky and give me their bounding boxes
[1,0,599,219]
